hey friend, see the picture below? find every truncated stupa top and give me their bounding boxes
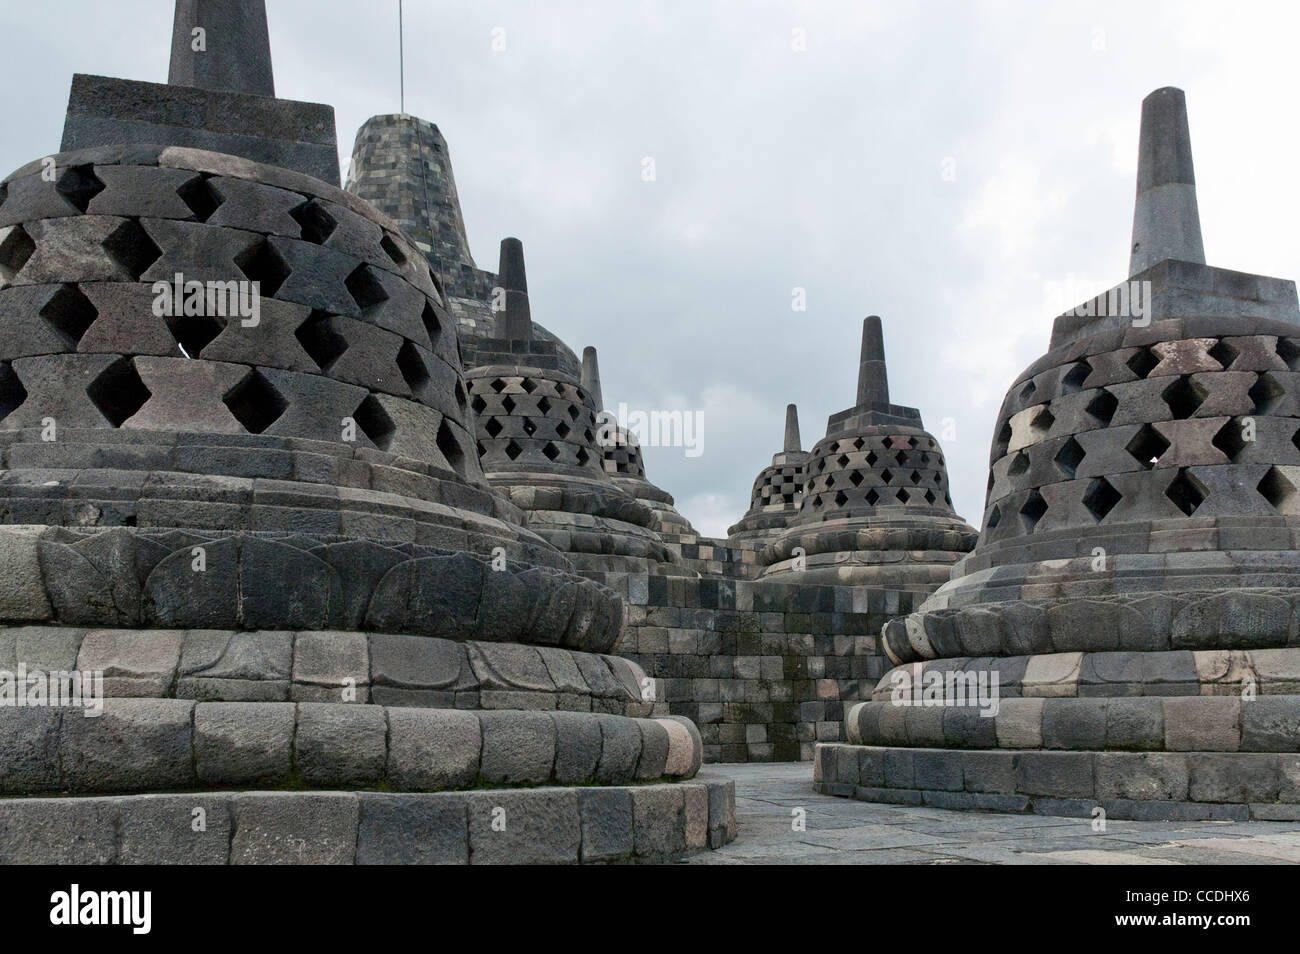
[825,316,922,432]
[1051,88,1297,350]
[464,238,606,478]
[796,316,955,521]
[344,114,582,378]
[1128,87,1204,277]
[61,0,339,184]
[168,0,275,97]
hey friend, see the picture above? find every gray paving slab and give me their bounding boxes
[685,762,1300,865]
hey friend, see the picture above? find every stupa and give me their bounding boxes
[763,317,977,586]
[0,0,733,863]
[728,404,809,543]
[462,239,688,577]
[817,88,1300,820]
[583,346,697,537]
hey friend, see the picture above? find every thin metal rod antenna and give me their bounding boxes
[398,0,405,114]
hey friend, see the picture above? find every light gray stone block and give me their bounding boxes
[231,792,359,864]
[194,701,293,784]
[386,707,480,790]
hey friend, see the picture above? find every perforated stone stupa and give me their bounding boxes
[0,0,733,864]
[763,317,977,586]
[728,404,809,543]
[461,239,686,577]
[583,345,697,537]
[816,88,1300,820]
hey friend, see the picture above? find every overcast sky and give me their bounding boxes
[5,1,1299,537]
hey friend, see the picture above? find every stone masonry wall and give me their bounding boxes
[591,571,919,762]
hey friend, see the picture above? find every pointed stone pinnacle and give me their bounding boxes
[856,316,890,407]
[497,237,532,341]
[783,404,802,453]
[1129,86,1205,276]
[581,347,605,412]
[168,0,275,97]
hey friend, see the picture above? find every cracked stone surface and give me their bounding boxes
[685,763,1300,865]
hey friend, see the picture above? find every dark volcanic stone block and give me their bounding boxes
[1041,698,1107,749]
[578,788,634,862]
[913,749,964,791]
[61,74,339,185]
[1188,753,1280,803]
[356,793,468,865]
[1017,751,1094,798]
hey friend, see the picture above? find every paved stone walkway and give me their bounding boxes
[687,763,1300,864]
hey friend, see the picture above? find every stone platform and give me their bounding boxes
[688,762,1300,864]
[0,777,736,864]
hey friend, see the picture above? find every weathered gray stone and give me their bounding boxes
[1163,696,1240,751]
[1105,697,1164,750]
[1041,698,1107,749]
[996,698,1044,749]
[549,711,601,784]
[913,749,964,791]
[117,794,233,864]
[194,701,293,784]
[59,698,194,792]
[635,718,670,779]
[631,785,686,857]
[386,707,480,790]
[1241,697,1300,752]
[0,796,117,863]
[683,783,709,849]
[578,787,634,862]
[963,751,1017,793]
[0,527,53,621]
[356,793,468,864]
[292,631,369,700]
[76,629,183,696]
[0,707,62,793]
[467,789,580,864]
[294,703,386,786]
[594,713,642,783]
[231,792,359,864]
[1095,752,1189,801]
[1017,751,1094,798]
[1188,754,1280,803]
[478,709,556,785]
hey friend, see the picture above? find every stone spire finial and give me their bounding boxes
[581,346,605,411]
[1129,87,1205,276]
[783,404,802,453]
[168,0,275,97]
[855,316,890,407]
[497,237,532,341]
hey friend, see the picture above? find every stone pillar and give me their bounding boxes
[855,315,890,407]
[783,404,802,453]
[1129,86,1205,276]
[496,237,532,340]
[168,0,275,97]
[581,346,605,413]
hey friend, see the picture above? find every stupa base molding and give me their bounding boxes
[815,743,1300,821]
[0,700,703,795]
[0,777,737,864]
